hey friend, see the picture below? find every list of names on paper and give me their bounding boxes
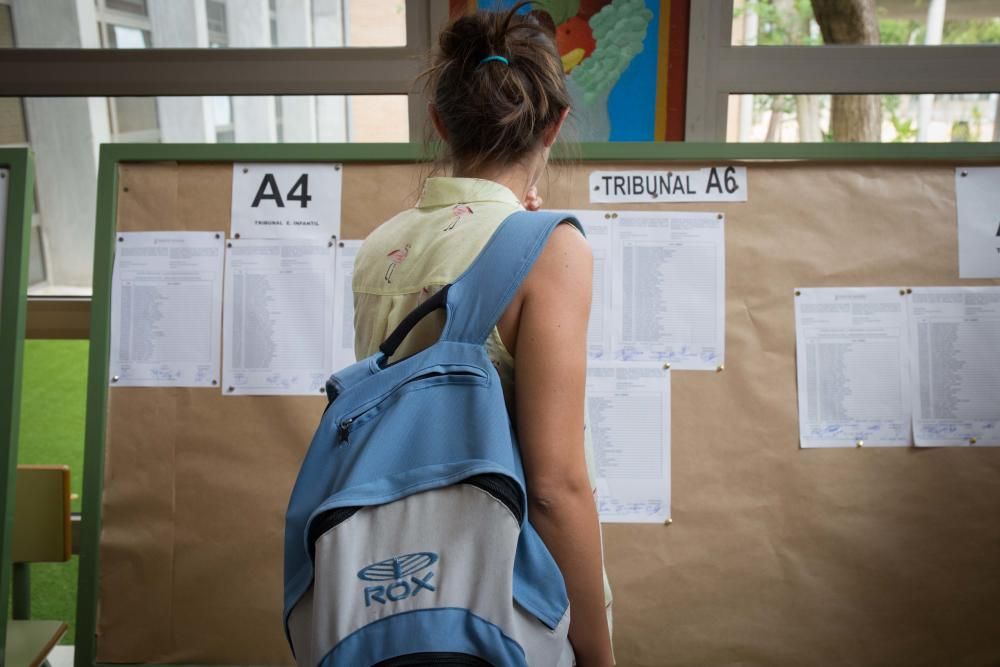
[109,232,225,387]
[587,362,671,523]
[222,239,334,395]
[332,240,362,370]
[574,210,725,370]
[909,287,1000,446]
[794,287,911,448]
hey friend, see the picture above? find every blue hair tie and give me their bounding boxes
[479,55,510,66]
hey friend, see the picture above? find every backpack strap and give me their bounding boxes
[441,209,583,346]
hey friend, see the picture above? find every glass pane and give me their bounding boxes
[726,93,1000,142]
[0,4,13,48]
[9,94,408,295]
[733,0,1000,46]
[113,97,160,136]
[2,0,406,48]
[106,0,149,16]
[108,24,151,48]
[28,225,46,286]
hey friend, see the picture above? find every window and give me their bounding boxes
[2,0,427,293]
[689,2,1000,140]
[727,93,1000,142]
[11,94,408,293]
[732,0,1000,47]
[106,24,151,48]
[4,1,407,48]
[206,0,228,45]
[104,0,148,17]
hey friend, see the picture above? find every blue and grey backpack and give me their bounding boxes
[284,211,581,666]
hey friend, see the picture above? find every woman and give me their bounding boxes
[352,4,614,665]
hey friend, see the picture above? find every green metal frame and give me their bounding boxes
[0,147,36,665]
[78,141,1000,667]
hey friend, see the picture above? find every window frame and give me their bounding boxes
[687,0,1000,140]
[0,0,448,138]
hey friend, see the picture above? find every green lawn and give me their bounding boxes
[14,339,89,644]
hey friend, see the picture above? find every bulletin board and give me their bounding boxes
[0,147,36,662]
[78,143,1000,667]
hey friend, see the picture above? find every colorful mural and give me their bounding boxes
[456,0,678,141]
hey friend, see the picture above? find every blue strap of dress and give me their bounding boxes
[441,210,583,346]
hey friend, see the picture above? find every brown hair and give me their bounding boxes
[423,2,571,172]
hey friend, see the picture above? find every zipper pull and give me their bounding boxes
[338,417,354,444]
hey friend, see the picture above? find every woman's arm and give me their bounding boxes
[503,222,614,667]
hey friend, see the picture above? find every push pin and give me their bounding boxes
[960,170,968,177]
[118,236,124,243]
[717,213,723,220]
[856,440,864,448]
[899,289,906,296]
[716,364,724,372]
[665,518,673,526]
[662,362,670,370]
[111,375,119,383]
[604,213,611,220]
[334,165,341,171]
[906,288,912,294]
[243,168,249,174]
[970,437,977,445]
[215,233,221,239]
[795,290,801,297]
[211,380,218,386]
[234,233,241,239]
[227,386,235,393]
[319,387,326,393]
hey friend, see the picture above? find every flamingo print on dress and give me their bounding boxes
[384,243,411,284]
[443,204,474,231]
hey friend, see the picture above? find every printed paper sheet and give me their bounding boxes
[332,240,361,371]
[587,362,671,523]
[794,287,911,448]
[222,239,335,395]
[955,167,1000,278]
[571,210,725,370]
[109,231,225,387]
[908,287,1000,446]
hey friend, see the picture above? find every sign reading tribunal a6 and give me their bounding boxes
[230,163,343,241]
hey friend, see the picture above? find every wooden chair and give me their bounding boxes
[5,465,71,667]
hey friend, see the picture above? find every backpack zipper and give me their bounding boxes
[334,367,485,446]
[337,417,354,444]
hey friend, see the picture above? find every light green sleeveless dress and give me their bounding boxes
[352,177,614,624]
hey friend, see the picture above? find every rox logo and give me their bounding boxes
[358,552,438,607]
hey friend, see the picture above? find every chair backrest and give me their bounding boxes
[12,465,71,564]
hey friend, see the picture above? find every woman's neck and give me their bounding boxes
[454,157,542,205]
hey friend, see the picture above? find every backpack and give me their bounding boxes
[284,210,582,667]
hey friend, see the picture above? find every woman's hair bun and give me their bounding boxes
[423,1,571,171]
